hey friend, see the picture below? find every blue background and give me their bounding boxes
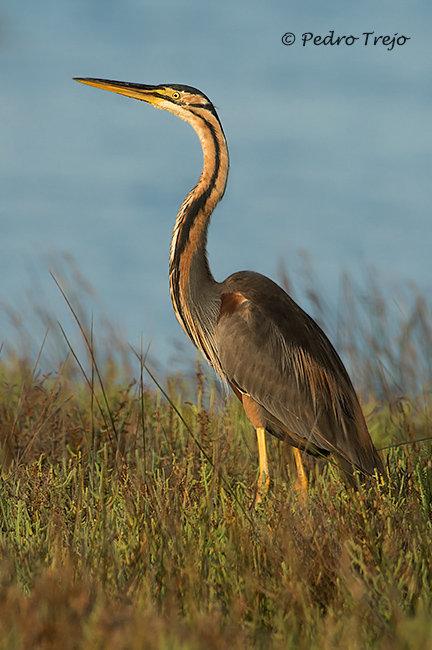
[2,0,431,375]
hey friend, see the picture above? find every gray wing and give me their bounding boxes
[215,271,382,475]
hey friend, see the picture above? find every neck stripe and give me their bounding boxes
[170,113,221,271]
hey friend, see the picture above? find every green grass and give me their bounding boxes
[0,355,431,649]
[1,263,432,649]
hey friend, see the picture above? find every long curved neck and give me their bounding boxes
[169,107,229,366]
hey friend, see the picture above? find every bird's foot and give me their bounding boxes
[293,448,308,505]
[251,471,270,509]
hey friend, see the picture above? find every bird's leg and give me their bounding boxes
[254,427,270,506]
[293,447,308,501]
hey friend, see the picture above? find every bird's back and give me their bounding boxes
[215,270,383,478]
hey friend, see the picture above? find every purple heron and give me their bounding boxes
[75,78,383,498]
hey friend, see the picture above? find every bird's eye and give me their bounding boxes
[172,91,180,100]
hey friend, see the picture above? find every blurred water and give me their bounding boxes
[2,0,431,375]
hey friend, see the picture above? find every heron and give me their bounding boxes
[75,78,383,500]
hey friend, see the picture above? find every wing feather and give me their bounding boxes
[215,271,382,475]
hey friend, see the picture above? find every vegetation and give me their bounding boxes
[0,264,432,649]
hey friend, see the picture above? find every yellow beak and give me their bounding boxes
[74,77,163,106]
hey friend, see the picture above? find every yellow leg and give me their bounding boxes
[254,427,270,506]
[293,447,308,501]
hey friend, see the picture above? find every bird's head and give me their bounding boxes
[74,78,220,126]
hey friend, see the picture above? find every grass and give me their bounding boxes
[0,264,432,649]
